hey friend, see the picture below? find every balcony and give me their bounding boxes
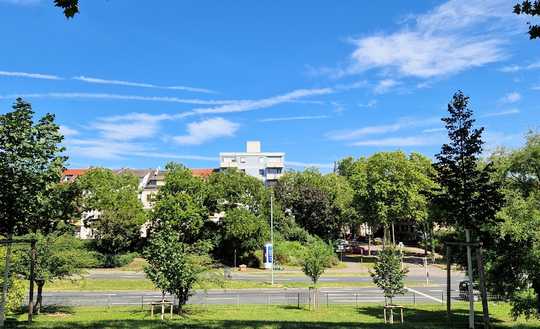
[220,161,239,168]
[266,161,284,168]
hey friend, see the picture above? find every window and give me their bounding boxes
[267,168,282,175]
[240,157,246,163]
[259,169,265,176]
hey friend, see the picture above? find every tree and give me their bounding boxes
[221,207,268,263]
[432,91,503,244]
[370,246,408,305]
[485,132,540,318]
[54,0,79,18]
[77,168,146,259]
[346,152,435,245]
[0,98,66,325]
[302,240,333,286]
[144,230,209,313]
[514,1,540,39]
[274,169,355,241]
[149,163,208,244]
[14,233,87,314]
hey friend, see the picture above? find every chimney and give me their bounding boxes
[246,141,261,153]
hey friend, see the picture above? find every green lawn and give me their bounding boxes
[6,303,540,328]
[44,279,430,292]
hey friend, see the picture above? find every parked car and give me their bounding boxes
[351,245,365,254]
[459,280,480,301]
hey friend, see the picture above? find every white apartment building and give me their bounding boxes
[220,141,285,186]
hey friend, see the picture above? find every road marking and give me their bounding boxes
[405,287,443,303]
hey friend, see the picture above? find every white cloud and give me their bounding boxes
[174,118,239,145]
[59,125,78,137]
[191,88,334,115]
[422,127,446,133]
[326,117,439,141]
[499,61,540,73]
[73,76,215,94]
[0,70,61,80]
[499,92,521,103]
[481,108,520,118]
[0,92,234,105]
[332,0,518,80]
[350,136,439,147]
[258,115,330,123]
[373,79,399,94]
[66,139,145,160]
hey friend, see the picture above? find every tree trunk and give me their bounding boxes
[0,236,13,327]
[35,282,44,315]
[430,226,435,263]
[533,279,540,316]
[367,232,372,256]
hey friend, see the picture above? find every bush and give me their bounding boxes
[98,252,139,268]
[275,239,338,267]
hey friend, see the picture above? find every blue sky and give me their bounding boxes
[0,0,539,171]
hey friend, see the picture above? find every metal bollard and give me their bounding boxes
[236,294,240,308]
[297,292,300,309]
[141,296,144,310]
[355,293,358,307]
[441,291,444,304]
[326,293,329,308]
[413,292,416,305]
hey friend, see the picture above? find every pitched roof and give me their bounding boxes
[191,168,215,178]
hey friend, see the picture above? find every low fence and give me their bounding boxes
[38,290,503,308]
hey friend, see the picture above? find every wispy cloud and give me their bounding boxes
[373,79,399,94]
[59,125,79,137]
[0,92,235,105]
[481,108,520,118]
[326,117,439,141]
[174,117,239,145]
[499,92,521,104]
[422,127,445,133]
[0,70,61,80]
[499,61,540,73]
[326,0,517,80]
[73,76,215,94]
[258,115,330,123]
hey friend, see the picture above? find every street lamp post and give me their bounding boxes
[270,193,274,285]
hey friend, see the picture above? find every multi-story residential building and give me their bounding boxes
[219,141,285,186]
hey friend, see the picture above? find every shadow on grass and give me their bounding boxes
[5,306,538,329]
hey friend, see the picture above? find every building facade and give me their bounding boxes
[219,141,285,185]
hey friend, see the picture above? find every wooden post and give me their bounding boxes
[465,229,475,329]
[476,248,490,328]
[446,246,451,320]
[384,307,387,324]
[27,240,36,323]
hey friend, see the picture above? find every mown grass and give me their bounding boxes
[44,278,431,292]
[7,303,540,328]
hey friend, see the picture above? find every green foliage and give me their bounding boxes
[0,248,25,314]
[302,240,333,286]
[275,169,355,240]
[341,151,435,242]
[370,247,408,304]
[144,230,210,312]
[485,132,540,318]
[433,91,503,240]
[207,169,268,216]
[221,207,268,261]
[0,98,67,236]
[54,0,79,18]
[77,168,146,255]
[150,163,208,244]
[514,1,540,39]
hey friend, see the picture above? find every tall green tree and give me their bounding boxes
[0,98,66,325]
[345,152,435,245]
[432,91,503,244]
[150,163,208,244]
[275,169,355,241]
[77,168,146,258]
[302,240,333,286]
[486,132,540,318]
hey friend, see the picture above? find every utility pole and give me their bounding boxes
[270,193,274,285]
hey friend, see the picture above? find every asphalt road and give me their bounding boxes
[41,286,462,307]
